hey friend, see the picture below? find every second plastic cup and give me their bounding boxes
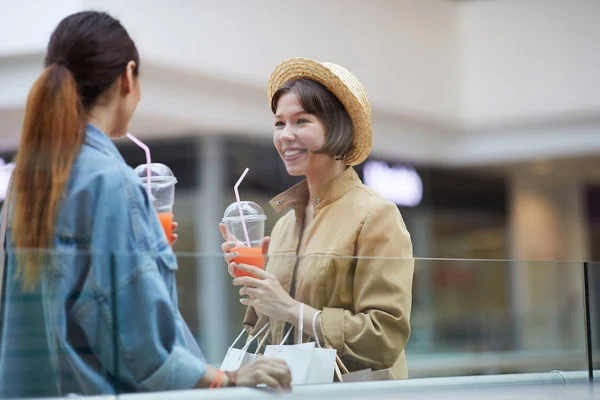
[222,201,267,278]
[134,163,177,245]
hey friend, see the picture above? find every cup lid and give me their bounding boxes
[133,163,177,185]
[222,201,267,222]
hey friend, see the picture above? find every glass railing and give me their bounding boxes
[407,258,588,378]
[587,261,600,376]
[0,251,596,399]
[1,250,120,397]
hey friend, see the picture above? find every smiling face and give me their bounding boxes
[273,92,335,178]
[271,79,355,184]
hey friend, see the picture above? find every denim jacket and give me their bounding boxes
[0,124,206,397]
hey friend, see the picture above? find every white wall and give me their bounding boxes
[1,0,600,165]
[0,0,83,56]
[459,0,600,126]
[82,0,462,122]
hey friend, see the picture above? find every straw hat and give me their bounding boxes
[268,57,372,166]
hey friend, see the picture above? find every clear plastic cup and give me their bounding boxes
[134,163,177,245]
[222,201,267,278]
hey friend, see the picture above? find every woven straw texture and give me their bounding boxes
[268,57,372,166]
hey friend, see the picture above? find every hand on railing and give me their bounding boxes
[198,358,291,390]
[236,357,291,390]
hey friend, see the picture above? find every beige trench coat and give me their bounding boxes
[243,167,414,379]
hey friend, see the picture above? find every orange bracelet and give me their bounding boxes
[208,369,223,389]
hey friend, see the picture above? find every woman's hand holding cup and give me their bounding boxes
[219,223,269,279]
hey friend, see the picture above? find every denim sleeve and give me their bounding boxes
[70,167,206,392]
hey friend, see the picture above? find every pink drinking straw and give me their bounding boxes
[234,168,251,247]
[126,132,152,197]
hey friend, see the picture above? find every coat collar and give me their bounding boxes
[269,167,361,214]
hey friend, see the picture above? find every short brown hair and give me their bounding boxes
[271,79,354,160]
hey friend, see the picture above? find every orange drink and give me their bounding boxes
[133,163,177,247]
[231,247,264,278]
[158,212,173,245]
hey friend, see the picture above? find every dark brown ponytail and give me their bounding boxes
[11,11,139,289]
[12,64,83,289]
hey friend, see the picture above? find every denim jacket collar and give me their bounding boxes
[83,124,126,164]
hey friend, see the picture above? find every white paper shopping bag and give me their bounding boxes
[220,323,269,372]
[264,330,315,384]
[306,307,337,384]
[306,344,337,384]
[263,304,336,385]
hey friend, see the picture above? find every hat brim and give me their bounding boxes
[268,58,371,166]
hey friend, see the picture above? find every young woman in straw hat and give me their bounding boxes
[221,58,414,379]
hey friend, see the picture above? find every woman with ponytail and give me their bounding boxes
[0,11,290,397]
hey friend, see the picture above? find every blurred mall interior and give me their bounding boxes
[1,0,599,378]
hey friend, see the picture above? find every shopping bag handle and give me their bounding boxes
[228,322,270,352]
[277,303,304,347]
[254,325,271,355]
[243,322,270,351]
